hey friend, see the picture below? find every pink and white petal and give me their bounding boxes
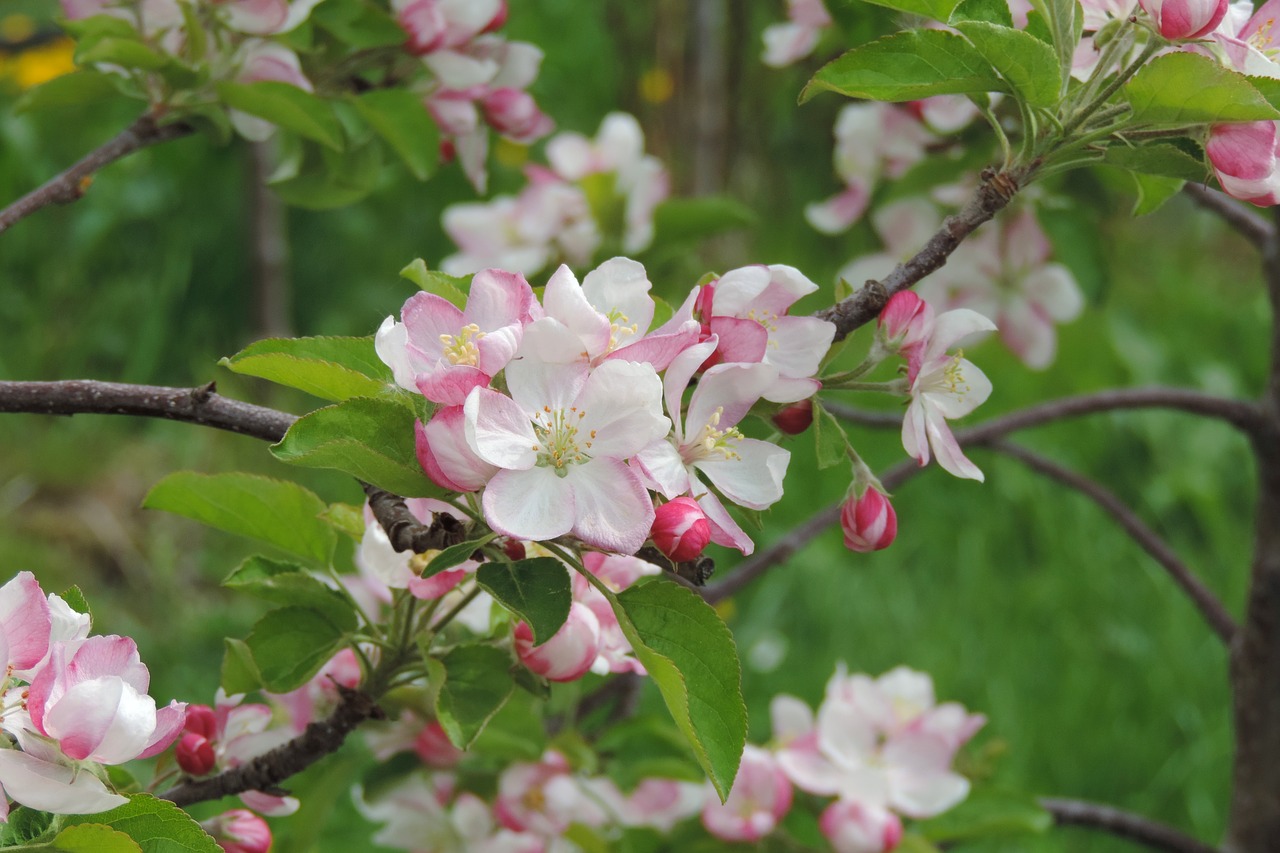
[138,699,188,759]
[921,401,984,482]
[816,700,880,769]
[872,198,941,254]
[775,749,846,797]
[695,487,756,555]
[417,363,491,407]
[0,571,52,672]
[763,376,822,405]
[582,257,655,334]
[574,360,669,459]
[688,362,779,432]
[608,323,701,372]
[662,338,720,434]
[770,694,815,742]
[401,291,466,360]
[708,317,770,364]
[409,567,470,600]
[0,750,126,815]
[375,317,421,392]
[925,357,992,419]
[1024,263,1084,321]
[464,268,535,332]
[491,40,545,90]
[455,127,491,194]
[711,266,773,317]
[483,467,576,542]
[762,21,820,67]
[901,399,930,467]
[568,458,655,554]
[921,309,997,364]
[632,439,691,499]
[517,316,593,366]
[49,678,155,763]
[1000,299,1058,371]
[278,0,325,32]
[805,185,870,234]
[417,410,498,493]
[546,132,595,181]
[224,0,288,34]
[464,388,539,469]
[1207,121,1279,181]
[240,790,301,816]
[756,265,820,315]
[475,324,525,376]
[650,287,700,337]
[765,316,836,379]
[543,264,613,359]
[1001,209,1051,272]
[504,352,590,413]
[695,439,789,510]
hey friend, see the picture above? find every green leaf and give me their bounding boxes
[50,825,141,853]
[353,89,440,181]
[650,197,756,245]
[1130,173,1185,216]
[221,638,264,694]
[223,555,358,630]
[312,0,406,47]
[268,138,382,209]
[1125,53,1280,125]
[271,397,444,498]
[143,472,335,566]
[470,690,548,760]
[859,0,962,23]
[421,534,495,578]
[217,81,345,150]
[610,580,746,801]
[895,835,944,853]
[63,794,222,853]
[919,789,1053,842]
[813,402,850,470]
[400,259,471,308]
[476,557,572,644]
[220,335,392,401]
[954,22,1061,108]
[0,808,55,846]
[246,606,348,692]
[76,37,171,71]
[320,502,366,540]
[1026,0,1079,84]
[1103,142,1206,182]
[802,30,1005,104]
[15,71,122,113]
[59,585,91,618]
[434,644,515,749]
[950,0,1014,27]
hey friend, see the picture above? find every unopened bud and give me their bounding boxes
[840,487,897,553]
[514,602,601,682]
[651,497,712,562]
[501,538,527,561]
[772,399,814,435]
[176,732,216,776]
[183,704,218,739]
[202,809,272,853]
[877,291,929,352]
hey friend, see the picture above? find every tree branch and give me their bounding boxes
[361,483,469,553]
[1182,183,1274,252]
[0,114,194,235]
[160,685,383,807]
[1042,798,1221,853]
[986,441,1237,644]
[815,164,1034,342]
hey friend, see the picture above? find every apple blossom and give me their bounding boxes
[876,290,931,363]
[841,487,898,553]
[651,497,713,562]
[0,742,127,819]
[393,0,507,55]
[494,750,605,836]
[202,809,272,853]
[820,799,904,853]
[1207,121,1280,206]
[217,0,323,35]
[762,0,833,67]
[513,601,602,682]
[701,745,793,842]
[417,406,500,493]
[613,778,707,832]
[1140,0,1228,39]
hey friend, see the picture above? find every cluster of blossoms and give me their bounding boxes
[441,113,670,277]
[62,0,549,191]
[0,572,185,819]
[377,257,834,560]
[356,665,981,853]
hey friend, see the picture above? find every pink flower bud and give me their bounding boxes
[651,498,712,562]
[1207,121,1280,207]
[414,720,464,769]
[514,602,601,682]
[772,399,815,435]
[1140,0,1227,39]
[482,88,554,143]
[397,0,447,55]
[183,704,218,740]
[841,488,897,553]
[819,800,904,853]
[501,538,527,561]
[176,733,217,776]
[202,809,272,853]
[482,1,509,33]
[877,291,930,353]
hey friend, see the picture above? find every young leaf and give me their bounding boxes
[422,535,496,579]
[860,0,963,23]
[950,0,1014,27]
[813,403,851,470]
[246,606,348,692]
[217,81,346,150]
[918,788,1053,842]
[476,557,572,644]
[76,38,171,72]
[221,638,264,695]
[0,808,54,846]
[271,397,445,498]
[59,585,91,618]
[1125,53,1280,124]
[610,579,746,801]
[434,644,516,749]
[220,335,393,401]
[954,22,1061,108]
[143,472,336,566]
[400,259,471,308]
[63,794,222,853]
[320,502,367,540]
[353,89,440,181]
[1103,142,1206,182]
[15,71,122,113]
[1130,173,1185,216]
[223,555,358,630]
[1025,0,1078,84]
[50,824,141,853]
[802,30,1006,104]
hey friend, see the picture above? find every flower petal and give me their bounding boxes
[0,750,126,815]
[568,457,655,553]
[465,388,539,469]
[696,438,789,510]
[483,467,576,542]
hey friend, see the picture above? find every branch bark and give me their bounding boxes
[0,114,194,235]
[160,685,383,807]
[1043,798,1221,853]
[1182,184,1275,252]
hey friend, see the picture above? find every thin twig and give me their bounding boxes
[160,685,383,807]
[0,114,194,235]
[1183,183,1274,252]
[987,441,1236,644]
[362,483,469,553]
[1042,797,1221,853]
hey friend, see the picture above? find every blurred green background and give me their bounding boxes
[0,1,1262,850]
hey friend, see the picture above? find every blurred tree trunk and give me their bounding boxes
[247,141,292,338]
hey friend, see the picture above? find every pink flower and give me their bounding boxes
[482,88,554,143]
[0,571,53,677]
[495,751,604,835]
[1207,121,1280,206]
[820,800,904,853]
[1140,0,1228,38]
[701,745,793,842]
[202,810,272,853]
[613,778,706,831]
[393,0,506,54]
[415,720,465,768]
[514,601,601,682]
[651,497,713,562]
[877,291,930,359]
[762,0,833,66]
[416,406,500,493]
[841,487,898,553]
[218,0,323,34]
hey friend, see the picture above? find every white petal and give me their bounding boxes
[543,264,612,359]
[483,467,575,541]
[764,316,836,379]
[582,257,655,335]
[633,439,691,499]
[568,458,655,554]
[575,360,670,459]
[921,309,997,364]
[0,750,126,814]
[465,388,538,469]
[696,439,789,510]
[688,362,778,433]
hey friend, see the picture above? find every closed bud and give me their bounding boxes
[1207,121,1280,207]
[514,602,601,682]
[183,704,218,740]
[1140,0,1228,39]
[841,487,897,553]
[176,732,216,776]
[501,538,527,562]
[651,497,712,562]
[482,88,553,143]
[819,800,903,853]
[772,399,815,435]
[482,1,508,33]
[202,809,272,853]
[877,291,930,353]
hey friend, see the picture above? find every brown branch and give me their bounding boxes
[1182,183,1274,252]
[361,483,468,553]
[0,114,194,235]
[815,164,1034,342]
[0,380,295,442]
[986,441,1236,644]
[1042,798,1221,853]
[160,685,383,807]
[826,387,1266,439]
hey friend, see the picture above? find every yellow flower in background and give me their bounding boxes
[638,67,674,105]
[0,14,76,91]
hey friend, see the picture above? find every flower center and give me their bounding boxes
[683,407,744,463]
[606,308,640,353]
[439,323,485,366]
[941,351,971,395]
[746,307,779,332]
[530,406,596,475]
[1250,18,1278,54]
